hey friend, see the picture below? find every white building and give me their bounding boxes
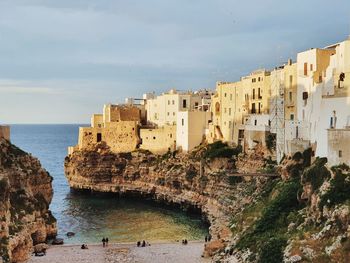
[145,89,211,127]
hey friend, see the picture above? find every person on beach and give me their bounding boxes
[137,241,141,247]
[205,236,208,242]
[142,240,146,247]
[102,238,106,247]
[106,237,109,246]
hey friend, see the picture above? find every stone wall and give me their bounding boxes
[77,121,140,153]
[0,125,10,141]
[327,128,350,166]
[106,105,141,122]
[140,125,176,154]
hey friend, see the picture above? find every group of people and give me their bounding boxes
[102,237,109,247]
[204,234,212,243]
[181,239,188,245]
[81,244,88,249]
[137,240,150,247]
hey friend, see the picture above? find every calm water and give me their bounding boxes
[10,125,208,244]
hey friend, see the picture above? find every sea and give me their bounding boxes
[10,124,208,244]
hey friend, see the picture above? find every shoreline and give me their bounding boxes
[27,241,210,263]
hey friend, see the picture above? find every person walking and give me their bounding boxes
[106,237,109,247]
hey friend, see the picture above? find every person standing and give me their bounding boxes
[106,237,109,247]
[102,237,106,247]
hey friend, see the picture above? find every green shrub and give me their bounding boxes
[203,141,241,160]
[254,178,302,233]
[228,176,243,185]
[301,157,330,191]
[258,237,287,263]
[320,164,350,207]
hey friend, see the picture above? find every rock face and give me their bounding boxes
[0,138,57,263]
[64,143,272,257]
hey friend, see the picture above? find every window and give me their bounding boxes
[97,133,102,142]
[310,64,313,71]
[167,112,170,116]
[173,112,175,116]
[170,134,173,138]
[182,99,187,108]
[289,75,293,86]
[258,77,261,81]
[172,100,175,105]
[258,88,261,99]
[290,114,294,120]
[224,108,227,114]
[195,102,199,108]
[182,118,184,126]
[304,62,308,76]
[339,150,343,158]
[168,100,170,105]
[303,92,308,106]
[224,93,227,97]
[258,103,261,113]
[254,120,257,126]
[230,94,233,100]
[229,108,231,116]
[153,136,156,140]
[251,103,256,114]
[289,92,293,102]
[330,117,333,128]
[253,89,255,99]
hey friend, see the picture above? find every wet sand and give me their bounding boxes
[27,241,210,263]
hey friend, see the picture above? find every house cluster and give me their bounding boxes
[69,37,350,167]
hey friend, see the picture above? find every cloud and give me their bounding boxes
[0,0,350,123]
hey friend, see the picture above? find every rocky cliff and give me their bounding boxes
[64,141,273,257]
[65,142,350,262]
[0,138,57,263]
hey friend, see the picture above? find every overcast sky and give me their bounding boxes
[0,0,349,123]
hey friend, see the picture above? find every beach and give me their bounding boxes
[27,241,210,263]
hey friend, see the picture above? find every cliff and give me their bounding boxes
[64,141,273,257]
[0,138,57,263]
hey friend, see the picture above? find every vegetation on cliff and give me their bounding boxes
[220,149,350,263]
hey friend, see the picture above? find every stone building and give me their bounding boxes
[208,69,272,150]
[0,125,10,141]
[69,104,141,154]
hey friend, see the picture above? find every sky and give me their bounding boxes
[0,0,350,124]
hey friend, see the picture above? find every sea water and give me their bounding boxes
[11,124,208,244]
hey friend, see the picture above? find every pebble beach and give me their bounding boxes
[26,241,210,263]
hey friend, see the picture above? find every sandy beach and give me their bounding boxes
[26,241,210,263]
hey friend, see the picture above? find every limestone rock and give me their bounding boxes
[0,138,57,263]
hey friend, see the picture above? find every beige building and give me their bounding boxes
[0,125,10,141]
[69,105,142,155]
[140,125,176,154]
[208,81,245,144]
[176,111,211,152]
[208,69,271,148]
